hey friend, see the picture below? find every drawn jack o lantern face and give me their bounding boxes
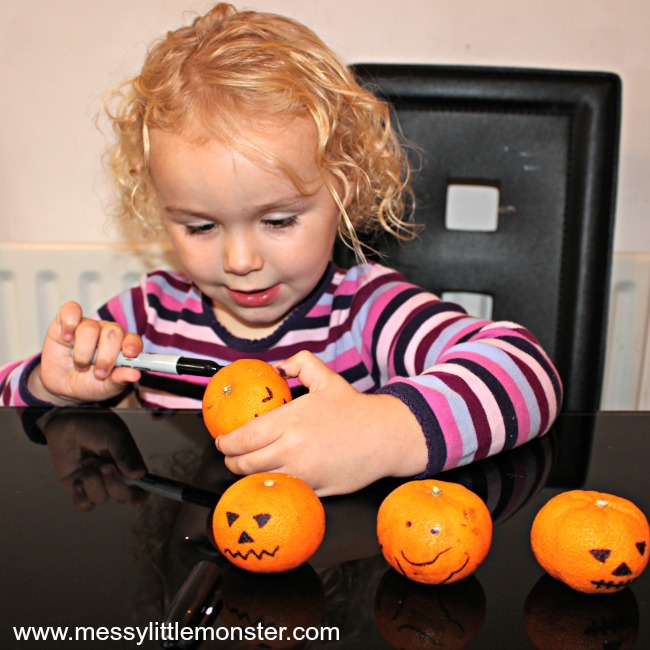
[586,540,647,591]
[225,511,276,558]
[531,491,650,594]
[212,473,325,573]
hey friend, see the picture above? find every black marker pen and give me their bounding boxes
[95,351,221,377]
[124,473,220,509]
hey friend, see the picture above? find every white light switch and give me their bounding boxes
[445,183,500,232]
[441,292,493,320]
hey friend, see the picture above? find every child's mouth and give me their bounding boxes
[227,285,281,308]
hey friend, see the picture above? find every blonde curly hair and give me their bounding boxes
[104,2,416,259]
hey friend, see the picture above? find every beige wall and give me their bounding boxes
[2,0,648,251]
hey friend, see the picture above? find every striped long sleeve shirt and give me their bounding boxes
[0,261,562,476]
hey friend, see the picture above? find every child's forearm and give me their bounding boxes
[377,324,562,477]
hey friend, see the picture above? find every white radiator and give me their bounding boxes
[0,243,648,410]
[601,253,650,410]
[0,243,176,368]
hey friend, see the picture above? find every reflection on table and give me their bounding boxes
[1,407,648,649]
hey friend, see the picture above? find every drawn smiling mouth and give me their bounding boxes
[401,547,452,567]
[223,545,280,561]
[398,548,470,584]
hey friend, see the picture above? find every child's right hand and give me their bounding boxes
[27,301,143,405]
[41,409,148,511]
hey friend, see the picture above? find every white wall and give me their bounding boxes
[1,0,648,252]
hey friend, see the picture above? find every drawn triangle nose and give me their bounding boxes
[238,531,254,544]
[612,562,632,576]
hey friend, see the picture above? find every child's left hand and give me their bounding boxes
[215,351,428,496]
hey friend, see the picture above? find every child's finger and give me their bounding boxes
[70,318,103,368]
[77,467,110,507]
[103,366,141,391]
[56,301,84,343]
[99,463,139,504]
[120,331,143,359]
[93,322,129,378]
[274,350,338,392]
[215,414,283,458]
[222,448,283,478]
[71,479,94,512]
[105,429,147,479]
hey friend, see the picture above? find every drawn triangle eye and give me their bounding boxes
[637,541,647,556]
[226,512,240,527]
[253,513,271,528]
[590,549,611,563]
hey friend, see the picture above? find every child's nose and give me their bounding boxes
[223,233,263,275]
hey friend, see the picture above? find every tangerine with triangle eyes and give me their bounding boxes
[531,490,650,594]
[212,472,325,573]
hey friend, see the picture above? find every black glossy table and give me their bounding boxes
[0,407,648,649]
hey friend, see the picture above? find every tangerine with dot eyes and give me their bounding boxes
[377,479,493,585]
[212,472,325,573]
[202,358,292,439]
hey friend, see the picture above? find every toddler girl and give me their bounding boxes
[0,3,562,495]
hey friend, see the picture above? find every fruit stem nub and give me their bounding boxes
[596,499,609,508]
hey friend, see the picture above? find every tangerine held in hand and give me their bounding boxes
[530,490,650,594]
[212,472,325,573]
[377,479,492,585]
[202,358,292,438]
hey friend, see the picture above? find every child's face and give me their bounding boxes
[148,118,341,339]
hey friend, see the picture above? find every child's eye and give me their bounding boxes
[263,215,298,229]
[185,222,216,236]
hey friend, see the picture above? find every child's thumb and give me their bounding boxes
[274,350,339,393]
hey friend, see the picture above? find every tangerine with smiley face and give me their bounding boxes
[202,358,292,439]
[212,472,325,573]
[531,490,649,594]
[377,479,493,585]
